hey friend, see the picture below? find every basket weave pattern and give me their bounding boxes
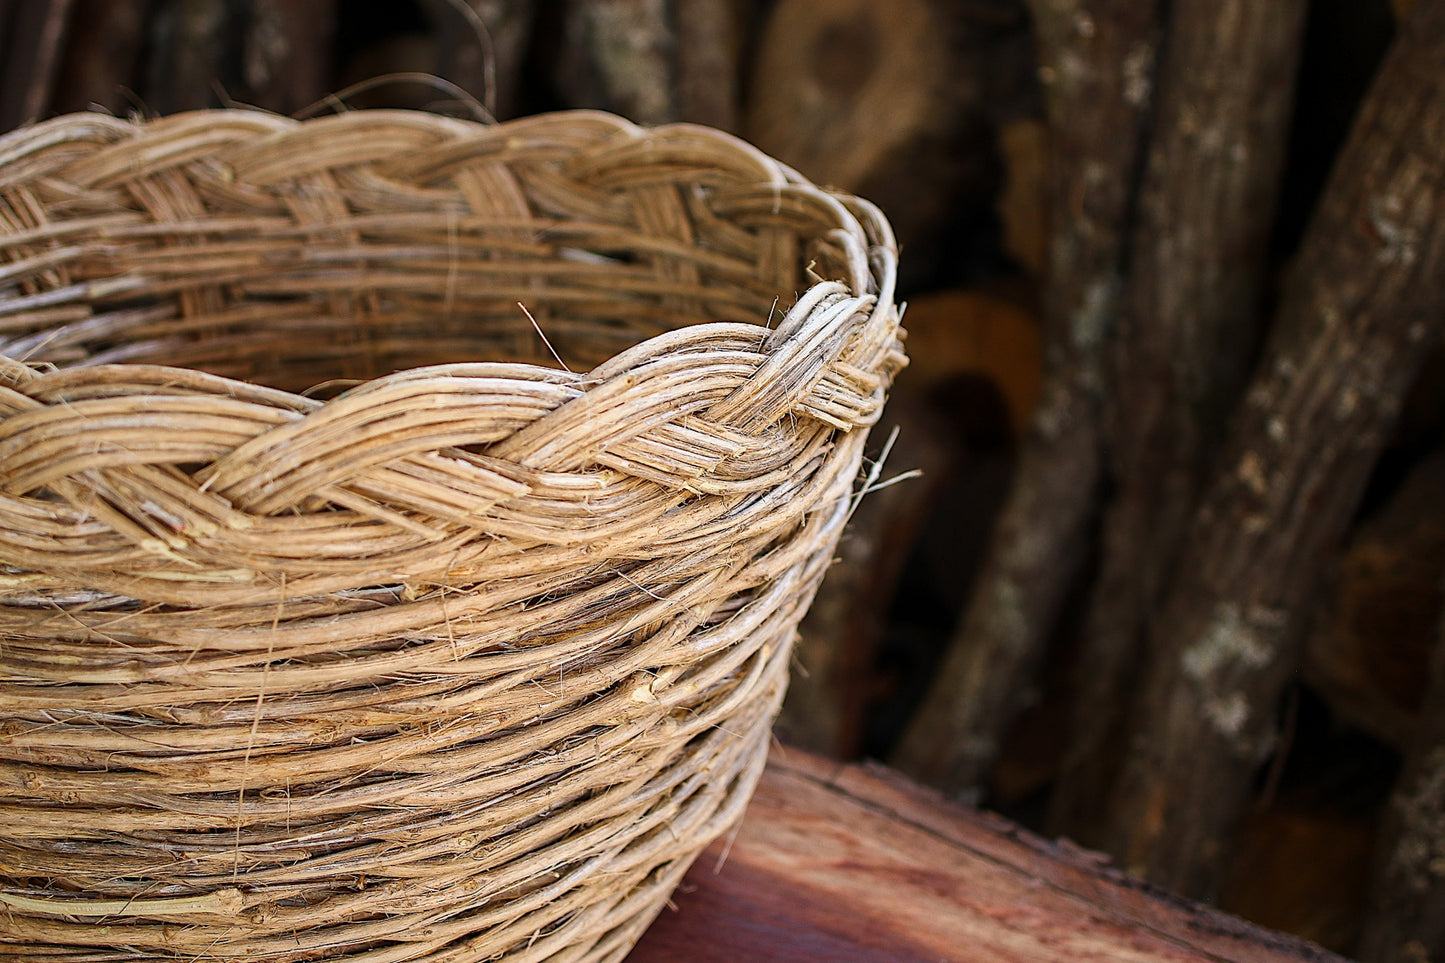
[0,110,904,961]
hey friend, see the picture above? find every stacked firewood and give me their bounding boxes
[2,1,1442,958]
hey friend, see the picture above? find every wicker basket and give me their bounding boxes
[0,109,904,962]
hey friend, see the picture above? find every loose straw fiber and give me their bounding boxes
[0,109,905,961]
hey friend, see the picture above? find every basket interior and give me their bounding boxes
[25,229,804,394]
[0,113,870,395]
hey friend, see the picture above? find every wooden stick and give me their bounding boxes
[890,0,1160,796]
[241,0,338,115]
[47,0,155,117]
[1049,0,1309,842]
[0,888,245,919]
[144,0,239,114]
[0,0,74,130]
[1101,0,1445,897]
[554,0,748,128]
[416,0,538,120]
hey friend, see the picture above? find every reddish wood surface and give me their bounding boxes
[629,747,1346,962]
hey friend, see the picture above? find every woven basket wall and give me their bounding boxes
[0,109,905,962]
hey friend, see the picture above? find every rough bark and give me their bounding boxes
[1049,0,1308,841]
[632,748,1351,963]
[670,0,747,131]
[1101,0,1445,897]
[555,0,748,129]
[1358,593,1445,962]
[890,0,1161,796]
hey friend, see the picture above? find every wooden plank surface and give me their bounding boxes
[629,747,1348,962]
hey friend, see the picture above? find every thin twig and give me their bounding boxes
[518,300,574,373]
[293,72,495,122]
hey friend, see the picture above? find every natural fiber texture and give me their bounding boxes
[0,109,904,961]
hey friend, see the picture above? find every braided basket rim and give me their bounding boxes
[0,107,905,963]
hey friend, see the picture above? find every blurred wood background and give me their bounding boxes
[2,1,1443,959]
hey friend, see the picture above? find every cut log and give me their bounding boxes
[997,117,1049,276]
[780,291,1045,758]
[1100,0,1445,897]
[899,290,1043,442]
[857,293,1041,763]
[744,0,1031,288]
[1049,0,1309,843]
[630,747,1349,963]
[890,0,1160,797]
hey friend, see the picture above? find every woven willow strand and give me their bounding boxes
[0,109,904,962]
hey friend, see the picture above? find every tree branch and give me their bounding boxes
[1101,0,1445,896]
[1049,0,1308,840]
[890,0,1161,794]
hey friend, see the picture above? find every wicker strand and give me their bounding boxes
[0,109,903,962]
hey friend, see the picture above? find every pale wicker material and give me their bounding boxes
[0,109,904,962]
